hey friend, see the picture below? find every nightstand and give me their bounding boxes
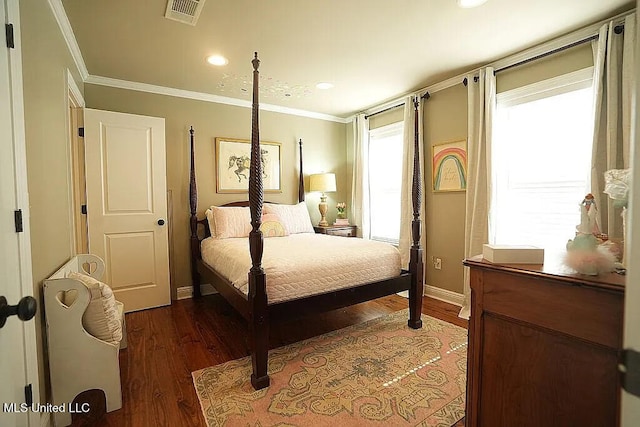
[313,225,357,238]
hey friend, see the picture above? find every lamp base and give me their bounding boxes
[318,194,328,227]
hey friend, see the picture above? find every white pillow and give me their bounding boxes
[263,202,314,234]
[67,271,123,346]
[211,206,252,239]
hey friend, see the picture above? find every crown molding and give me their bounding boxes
[47,0,88,80]
[47,0,346,123]
[85,75,349,123]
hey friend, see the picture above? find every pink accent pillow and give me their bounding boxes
[260,213,288,237]
[263,202,314,234]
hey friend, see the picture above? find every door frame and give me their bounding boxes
[66,69,87,255]
[4,0,40,424]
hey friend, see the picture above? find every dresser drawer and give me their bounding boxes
[479,269,623,349]
[313,225,357,237]
[325,227,355,237]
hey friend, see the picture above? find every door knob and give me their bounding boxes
[157,219,165,226]
[0,296,37,329]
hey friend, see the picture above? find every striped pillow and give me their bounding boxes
[67,271,123,346]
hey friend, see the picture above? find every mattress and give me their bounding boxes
[200,233,402,304]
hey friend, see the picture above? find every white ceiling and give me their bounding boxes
[61,0,633,119]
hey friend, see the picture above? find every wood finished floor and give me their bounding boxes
[70,294,468,427]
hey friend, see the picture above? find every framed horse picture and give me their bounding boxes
[215,137,282,193]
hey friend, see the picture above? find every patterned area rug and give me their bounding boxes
[192,310,467,427]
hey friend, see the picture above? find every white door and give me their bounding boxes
[1,1,38,425]
[84,109,171,312]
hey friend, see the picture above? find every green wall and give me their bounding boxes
[423,84,468,294]
[421,41,594,295]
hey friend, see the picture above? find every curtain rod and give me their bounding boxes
[364,103,403,119]
[364,93,431,119]
[495,24,624,75]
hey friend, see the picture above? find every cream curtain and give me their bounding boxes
[351,113,370,238]
[591,14,636,239]
[399,96,427,270]
[459,68,496,320]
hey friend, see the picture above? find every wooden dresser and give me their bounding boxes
[463,255,625,427]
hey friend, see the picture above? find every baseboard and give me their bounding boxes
[175,283,461,306]
[424,284,464,307]
[176,283,217,300]
[41,412,50,427]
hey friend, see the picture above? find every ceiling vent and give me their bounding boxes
[164,0,206,26]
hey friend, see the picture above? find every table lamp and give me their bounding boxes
[309,173,336,226]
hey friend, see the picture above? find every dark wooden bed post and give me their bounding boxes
[298,139,305,203]
[189,126,202,298]
[408,96,424,329]
[248,53,270,390]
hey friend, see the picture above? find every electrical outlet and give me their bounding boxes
[434,257,442,270]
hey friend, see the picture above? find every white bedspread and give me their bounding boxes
[200,233,402,303]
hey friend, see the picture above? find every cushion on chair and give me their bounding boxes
[66,271,123,345]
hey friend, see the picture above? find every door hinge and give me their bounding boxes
[620,348,640,397]
[81,204,87,215]
[14,209,23,233]
[78,127,84,137]
[24,384,32,406]
[5,24,14,49]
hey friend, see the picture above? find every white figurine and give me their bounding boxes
[576,193,600,236]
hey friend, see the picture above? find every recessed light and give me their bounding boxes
[457,0,488,8]
[316,82,334,90]
[206,55,229,66]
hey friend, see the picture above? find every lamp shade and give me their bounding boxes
[309,173,336,193]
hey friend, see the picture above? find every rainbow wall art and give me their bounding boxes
[432,140,467,192]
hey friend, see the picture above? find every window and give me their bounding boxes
[368,122,404,244]
[492,68,594,251]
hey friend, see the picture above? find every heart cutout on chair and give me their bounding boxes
[81,261,98,275]
[56,289,78,309]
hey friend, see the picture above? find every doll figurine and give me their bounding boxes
[577,193,601,236]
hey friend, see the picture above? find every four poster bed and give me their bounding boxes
[189,53,424,390]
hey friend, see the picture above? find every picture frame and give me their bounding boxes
[215,137,282,194]
[432,140,467,192]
